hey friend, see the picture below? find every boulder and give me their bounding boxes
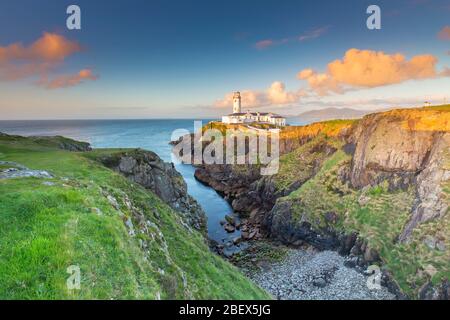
[224,223,235,233]
[224,214,236,226]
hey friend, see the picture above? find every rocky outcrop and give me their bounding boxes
[0,161,53,179]
[194,164,262,202]
[0,132,92,152]
[348,109,449,240]
[399,133,450,241]
[98,149,207,232]
[348,109,447,190]
[265,199,341,250]
[41,136,92,152]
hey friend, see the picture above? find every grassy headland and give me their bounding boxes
[0,134,270,299]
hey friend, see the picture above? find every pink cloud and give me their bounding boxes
[0,32,81,64]
[438,26,450,40]
[39,69,98,89]
[0,32,97,89]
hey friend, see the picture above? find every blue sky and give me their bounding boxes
[0,0,449,119]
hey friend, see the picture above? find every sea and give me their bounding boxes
[0,119,249,253]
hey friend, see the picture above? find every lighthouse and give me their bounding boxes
[233,91,241,113]
[221,90,286,126]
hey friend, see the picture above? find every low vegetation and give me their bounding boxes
[0,136,270,299]
[279,137,449,297]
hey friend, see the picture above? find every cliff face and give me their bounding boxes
[187,105,450,299]
[347,109,449,241]
[97,149,207,232]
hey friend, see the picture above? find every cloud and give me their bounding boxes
[255,40,275,50]
[0,32,96,89]
[0,32,81,63]
[297,48,447,95]
[254,26,328,50]
[39,69,98,89]
[267,81,299,104]
[298,26,329,42]
[438,26,450,40]
[215,81,301,108]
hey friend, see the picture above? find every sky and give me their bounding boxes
[0,0,449,119]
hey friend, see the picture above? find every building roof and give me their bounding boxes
[226,113,246,116]
[226,112,285,118]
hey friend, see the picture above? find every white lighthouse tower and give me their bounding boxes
[233,91,241,113]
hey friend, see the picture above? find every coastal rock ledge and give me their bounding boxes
[98,149,207,232]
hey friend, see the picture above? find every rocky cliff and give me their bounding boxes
[347,108,449,242]
[185,105,450,299]
[96,149,207,232]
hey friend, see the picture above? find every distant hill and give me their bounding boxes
[291,107,376,123]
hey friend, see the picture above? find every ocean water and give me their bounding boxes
[0,119,246,252]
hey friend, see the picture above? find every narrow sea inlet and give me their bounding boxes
[0,119,246,253]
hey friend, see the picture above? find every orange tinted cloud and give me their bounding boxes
[215,81,300,108]
[0,32,80,63]
[40,69,98,89]
[297,48,447,95]
[0,32,96,89]
[438,26,450,40]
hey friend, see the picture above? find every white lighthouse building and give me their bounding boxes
[233,91,241,113]
[221,91,286,126]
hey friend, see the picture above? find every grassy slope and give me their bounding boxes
[0,136,269,300]
[274,134,344,192]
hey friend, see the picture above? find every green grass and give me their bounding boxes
[275,135,343,192]
[0,136,270,300]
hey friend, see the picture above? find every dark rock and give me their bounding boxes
[224,223,235,233]
[313,278,327,288]
[324,211,338,224]
[263,199,340,250]
[248,230,257,239]
[418,281,440,300]
[98,149,207,232]
[343,256,358,268]
[225,214,236,226]
[338,233,357,255]
[232,236,242,245]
